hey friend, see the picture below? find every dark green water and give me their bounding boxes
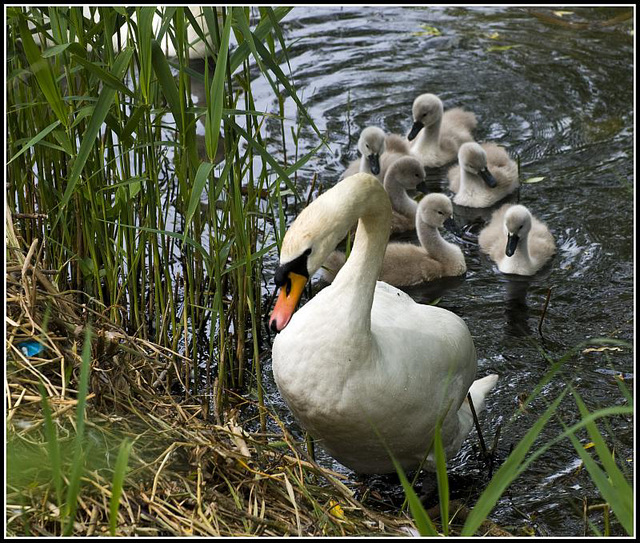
[253,7,633,536]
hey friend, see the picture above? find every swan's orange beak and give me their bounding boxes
[269,272,308,333]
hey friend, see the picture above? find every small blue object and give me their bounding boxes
[18,340,45,357]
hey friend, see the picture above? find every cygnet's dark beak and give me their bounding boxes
[407,120,424,141]
[479,167,498,188]
[368,153,380,175]
[415,180,429,194]
[505,233,519,257]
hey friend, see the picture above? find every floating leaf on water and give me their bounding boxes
[486,44,523,52]
[553,10,574,17]
[584,442,595,450]
[521,176,546,184]
[582,346,623,354]
[412,24,442,37]
[487,32,500,40]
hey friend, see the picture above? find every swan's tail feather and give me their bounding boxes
[467,374,499,415]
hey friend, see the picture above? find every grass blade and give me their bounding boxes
[53,46,134,229]
[38,381,64,510]
[17,15,68,126]
[433,421,449,536]
[569,386,633,534]
[63,325,93,535]
[184,162,215,236]
[204,11,231,162]
[7,119,61,165]
[392,456,439,536]
[461,388,568,536]
[109,438,134,536]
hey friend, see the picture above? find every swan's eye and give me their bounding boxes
[285,277,292,296]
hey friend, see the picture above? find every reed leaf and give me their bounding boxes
[38,381,64,510]
[63,325,93,535]
[568,386,633,534]
[151,39,185,132]
[433,421,449,536]
[109,438,134,536]
[53,46,134,229]
[71,52,135,98]
[204,10,231,162]
[228,7,291,74]
[391,456,439,536]
[461,388,568,536]
[185,162,215,236]
[7,119,61,165]
[17,15,68,126]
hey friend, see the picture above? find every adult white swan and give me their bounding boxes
[269,173,498,473]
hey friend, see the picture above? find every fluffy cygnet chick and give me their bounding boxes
[342,126,387,180]
[383,156,428,234]
[408,93,477,168]
[478,204,555,275]
[448,142,519,207]
[322,193,466,286]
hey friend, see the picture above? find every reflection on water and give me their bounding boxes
[503,276,533,337]
[249,6,633,536]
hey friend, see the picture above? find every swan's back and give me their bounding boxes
[377,134,411,181]
[380,243,444,285]
[390,210,416,234]
[527,216,556,263]
[440,107,477,156]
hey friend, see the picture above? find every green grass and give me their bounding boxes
[392,338,634,536]
[7,6,325,420]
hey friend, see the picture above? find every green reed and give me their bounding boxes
[394,338,633,536]
[7,7,323,421]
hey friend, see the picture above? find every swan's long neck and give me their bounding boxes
[385,180,417,219]
[413,118,441,155]
[359,154,371,174]
[458,167,473,194]
[331,177,392,333]
[417,220,456,264]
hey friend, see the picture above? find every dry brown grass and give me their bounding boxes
[5,208,416,537]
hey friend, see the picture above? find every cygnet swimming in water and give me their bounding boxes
[478,204,555,276]
[322,193,466,286]
[408,93,477,168]
[342,127,413,182]
[448,142,519,208]
[342,127,386,180]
